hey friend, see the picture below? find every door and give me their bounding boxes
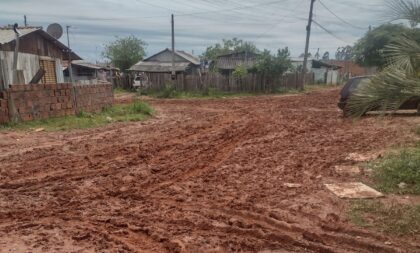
[39,59,57,84]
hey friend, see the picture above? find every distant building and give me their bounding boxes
[215,51,258,75]
[0,26,81,90]
[129,48,201,75]
[325,60,377,79]
[291,58,342,85]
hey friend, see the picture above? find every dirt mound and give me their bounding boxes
[0,89,418,252]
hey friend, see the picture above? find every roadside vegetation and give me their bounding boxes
[125,83,336,99]
[348,130,420,236]
[0,100,153,131]
[348,200,420,236]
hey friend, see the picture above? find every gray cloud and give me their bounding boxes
[0,0,387,61]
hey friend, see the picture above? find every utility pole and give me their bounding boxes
[24,15,27,27]
[66,26,74,84]
[171,14,176,81]
[301,0,316,90]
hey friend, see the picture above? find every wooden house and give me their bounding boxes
[0,26,81,90]
[129,48,201,75]
[215,51,259,75]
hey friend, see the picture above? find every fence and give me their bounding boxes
[116,72,315,93]
[0,83,113,124]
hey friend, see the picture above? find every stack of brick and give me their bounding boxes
[0,82,114,124]
[0,90,8,124]
[74,83,114,113]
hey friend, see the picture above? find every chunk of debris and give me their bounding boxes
[345,152,380,162]
[398,182,407,189]
[34,128,45,132]
[324,182,383,199]
[334,165,361,175]
[284,183,301,188]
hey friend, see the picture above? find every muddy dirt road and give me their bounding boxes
[0,89,418,252]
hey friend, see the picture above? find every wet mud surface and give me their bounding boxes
[0,89,419,252]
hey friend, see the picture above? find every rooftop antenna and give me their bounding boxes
[24,15,27,27]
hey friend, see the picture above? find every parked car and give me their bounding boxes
[338,76,420,116]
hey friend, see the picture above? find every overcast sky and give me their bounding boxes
[0,0,387,62]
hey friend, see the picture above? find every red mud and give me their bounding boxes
[0,89,419,252]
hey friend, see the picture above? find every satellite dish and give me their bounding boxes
[47,23,63,39]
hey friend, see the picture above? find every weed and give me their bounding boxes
[0,101,153,131]
[370,149,420,194]
[348,200,420,236]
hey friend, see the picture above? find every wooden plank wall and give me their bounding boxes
[123,72,315,92]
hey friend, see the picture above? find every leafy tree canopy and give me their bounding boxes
[252,47,293,78]
[352,23,420,68]
[201,38,258,61]
[102,35,147,72]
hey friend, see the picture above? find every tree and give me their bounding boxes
[201,38,258,61]
[352,24,420,68]
[102,35,147,72]
[252,47,292,78]
[335,46,353,60]
[322,52,330,60]
[347,0,420,117]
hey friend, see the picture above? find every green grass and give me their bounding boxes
[113,87,134,95]
[369,147,420,194]
[0,100,153,131]
[348,200,420,236]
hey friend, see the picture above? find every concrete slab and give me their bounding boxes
[325,182,384,199]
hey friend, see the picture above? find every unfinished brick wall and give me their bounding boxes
[73,84,114,114]
[1,83,114,123]
[0,91,8,124]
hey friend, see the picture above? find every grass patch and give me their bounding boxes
[0,100,153,131]
[147,85,304,99]
[369,148,420,194]
[113,87,134,94]
[348,200,420,236]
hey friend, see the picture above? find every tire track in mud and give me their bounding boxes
[0,89,418,252]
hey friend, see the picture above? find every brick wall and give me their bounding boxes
[74,84,114,114]
[1,83,113,124]
[0,91,8,124]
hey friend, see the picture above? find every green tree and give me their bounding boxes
[201,38,258,61]
[102,35,147,72]
[347,0,420,117]
[252,47,292,78]
[352,24,420,68]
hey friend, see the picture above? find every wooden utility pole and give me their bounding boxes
[171,14,176,81]
[66,25,74,84]
[301,0,316,90]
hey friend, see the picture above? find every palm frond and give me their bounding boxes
[385,35,420,74]
[387,0,420,27]
[346,68,420,117]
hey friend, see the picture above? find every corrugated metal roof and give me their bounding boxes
[71,60,103,70]
[176,50,200,65]
[143,48,200,65]
[129,61,191,72]
[0,27,41,44]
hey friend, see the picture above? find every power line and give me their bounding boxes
[253,0,306,43]
[312,20,351,44]
[318,0,366,30]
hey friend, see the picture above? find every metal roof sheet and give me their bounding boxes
[0,27,41,44]
[129,61,191,72]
